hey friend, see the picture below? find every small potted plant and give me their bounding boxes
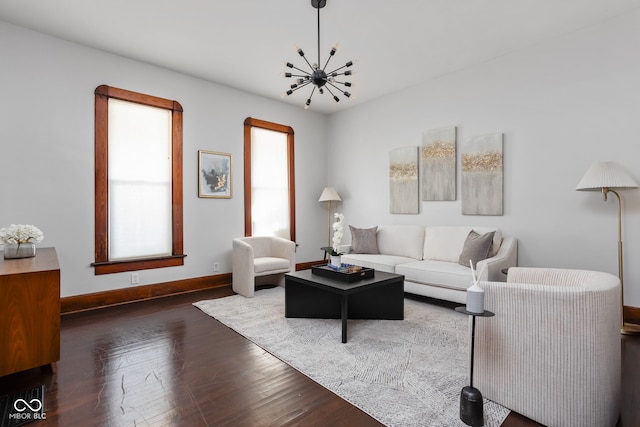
[0,224,44,259]
[327,213,344,268]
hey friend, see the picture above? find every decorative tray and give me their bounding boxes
[311,264,374,282]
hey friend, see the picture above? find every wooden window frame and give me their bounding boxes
[243,117,296,242]
[93,85,185,275]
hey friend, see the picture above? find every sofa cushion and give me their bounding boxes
[349,225,379,254]
[377,225,425,260]
[340,253,416,273]
[458,230,495,269]
[254,257,290,274]
[396,260,474,291]
[423,226,502,261]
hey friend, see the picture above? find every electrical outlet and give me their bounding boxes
[213,262,219,272]
[131,272,140,284]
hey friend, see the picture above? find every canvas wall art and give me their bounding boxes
[199,150,232,198]
[389,146,419,214]
[421,126,456,201]
[461,133,503,215]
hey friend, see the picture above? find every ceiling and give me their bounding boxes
[2,0,640,114]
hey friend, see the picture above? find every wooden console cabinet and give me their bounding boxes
[0,247,60,376]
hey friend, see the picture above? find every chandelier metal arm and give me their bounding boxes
[326,62,353,75]
[323,85,341,102]
[329,79,350,86]
[322,47,336,72]
[287,63,311,75]
[289,80,313,93]
[298,52,315,72]
[326,81,351,98]
[285,73,312,79]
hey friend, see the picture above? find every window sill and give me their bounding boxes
[91,254,186,275]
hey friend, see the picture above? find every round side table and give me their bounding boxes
[455,306,495,427]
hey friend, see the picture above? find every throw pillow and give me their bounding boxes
[349,226,379,254]
[458,230,495,269]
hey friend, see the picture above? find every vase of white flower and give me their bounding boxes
[329,213,345,267]
[3,242,36,259]
[1,224,44,259]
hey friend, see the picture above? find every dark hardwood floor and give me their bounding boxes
[1,286,638,426]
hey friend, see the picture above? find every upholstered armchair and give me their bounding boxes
[474,267,621,427]
[232,236,296,298]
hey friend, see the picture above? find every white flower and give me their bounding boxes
[0,224,44,245]
[331,213,345,255]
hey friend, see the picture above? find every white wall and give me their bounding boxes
[4,11,640,307]
[327,10,640,307]
[0,21,328,297]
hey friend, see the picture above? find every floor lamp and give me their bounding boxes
[576,161,639,335]
[318,187,342,248]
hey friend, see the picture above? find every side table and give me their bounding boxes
[455,306,495,427]
[1,247,60,376]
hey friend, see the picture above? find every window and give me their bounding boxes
[243,118,296,242]
[93,85,185,274]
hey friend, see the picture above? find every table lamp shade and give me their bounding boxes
[576,161,638,190]
[318,187,342,202]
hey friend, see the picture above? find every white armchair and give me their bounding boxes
[474,267,621,427]
[232,236,296,298]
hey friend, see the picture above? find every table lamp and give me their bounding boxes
[576,161,638,334]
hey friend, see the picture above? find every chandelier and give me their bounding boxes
[282,0,354,109]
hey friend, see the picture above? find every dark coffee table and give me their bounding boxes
[285,269,404,343]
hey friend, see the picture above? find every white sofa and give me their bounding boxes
[340,225,517,303]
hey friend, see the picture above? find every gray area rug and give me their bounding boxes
[194,287,509,427]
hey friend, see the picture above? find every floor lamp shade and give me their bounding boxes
[575,161,638,191]
[318,187,342,203]
[319,187,342,248]
[576,161,638,334]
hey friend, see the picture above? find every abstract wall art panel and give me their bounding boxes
[461,133,503,215]
[389,146,419,214]
[421,126,456,201]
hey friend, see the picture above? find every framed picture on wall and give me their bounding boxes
[198,150,232,198]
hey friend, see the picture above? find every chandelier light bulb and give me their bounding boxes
[281,0,355,110]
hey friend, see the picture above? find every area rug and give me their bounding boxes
[194,287,509,427]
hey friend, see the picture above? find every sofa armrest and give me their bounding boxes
[476,236,517,282]
[339,244,352,254]
[232,238,255,297]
